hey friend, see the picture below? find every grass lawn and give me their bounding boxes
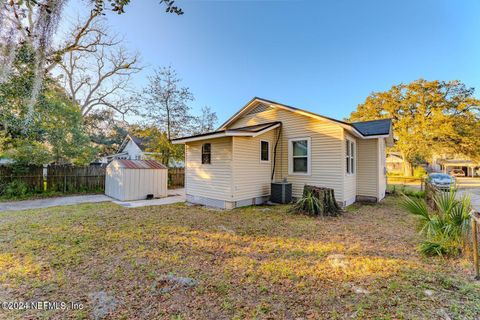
[0,196,479,319]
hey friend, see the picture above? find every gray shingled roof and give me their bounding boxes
[351,119,391,136]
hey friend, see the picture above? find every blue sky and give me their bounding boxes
[64,0,480,123]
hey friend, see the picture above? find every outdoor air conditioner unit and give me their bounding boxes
[270,181,292,204]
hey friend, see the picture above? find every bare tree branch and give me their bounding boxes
[57,17,143,117]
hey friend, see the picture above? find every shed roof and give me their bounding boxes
[111,160,167,169]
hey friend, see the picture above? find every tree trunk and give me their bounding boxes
[400,151,413,176]
[403,160,413,177]
[299,185,341,216]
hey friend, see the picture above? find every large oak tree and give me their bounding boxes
[349,79,480,176]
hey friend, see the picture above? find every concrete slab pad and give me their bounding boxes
[112,189,185,208]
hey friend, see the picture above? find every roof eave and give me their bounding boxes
[172,123,281,144]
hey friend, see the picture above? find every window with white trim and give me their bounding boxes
[288,137,311,175]
[202,143,211,164]
[260,140,270,162]
[346,139,355,174]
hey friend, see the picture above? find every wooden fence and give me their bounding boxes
[471,211,480,280]
[0,164,184,195]
[168,168,184,188]
[387,176,425,190]
[424,181,439,209]
[46,165,105,193]
[0,166,45,193]
[0,165,105,195]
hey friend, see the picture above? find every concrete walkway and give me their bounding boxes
[0,194,111,212]
[0,189,185,212]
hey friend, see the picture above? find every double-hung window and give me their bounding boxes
[346,139,355,174]
[260,140,270,162]
[202,143,211,164]
[288,137,311,175]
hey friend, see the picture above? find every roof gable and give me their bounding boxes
[219,97,353,131]
[118,134,149,153]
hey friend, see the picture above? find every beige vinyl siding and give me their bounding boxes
[378,138,387,200]
[229,107,345,201]
[356,139,378,198]
[232,129,276,201]
[343,132,357,205]
[185,137,233,201]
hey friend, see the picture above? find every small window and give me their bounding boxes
[260,140,270,162]
[288,137,311,175]
[202,143,211,164]
[346,139,355,174]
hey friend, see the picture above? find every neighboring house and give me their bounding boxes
[103,134,155,161]
[104,134,184,167]
[172,97,394,209]
[386,152,404,173]
[436,157,480,177]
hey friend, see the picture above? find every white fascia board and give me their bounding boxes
[361,134,390,139]
[171,132,229,144]
[172,123,280,144]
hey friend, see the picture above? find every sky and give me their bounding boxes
[63,0,480,124]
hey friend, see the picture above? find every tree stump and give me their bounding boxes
[302,185,341,216]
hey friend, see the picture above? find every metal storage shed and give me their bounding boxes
[105,160,168,201]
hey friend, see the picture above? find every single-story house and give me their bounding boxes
[386,152,404,173]
[172,97,394,209]
[438,159,480,177]
[428,154,479,177]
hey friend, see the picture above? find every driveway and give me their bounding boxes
[0,189,185,212]
[456,178,480,212]
[457,188,480,212]
[456,177,480,189]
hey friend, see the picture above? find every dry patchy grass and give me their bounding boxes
[0,196,479,319]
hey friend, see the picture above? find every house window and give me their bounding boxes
[260,140,270,162]
[288,137,311,175]
[202,143,211,164]
[346,139,355,174]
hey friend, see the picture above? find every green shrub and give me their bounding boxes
[388,185,425,198]
[401,189,471,257]
[3,180,29,198]
[292,191,322,216]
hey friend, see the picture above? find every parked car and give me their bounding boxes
[427,173,455,190]
[450,169,466,177]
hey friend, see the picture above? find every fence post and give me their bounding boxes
[472,212,479,280]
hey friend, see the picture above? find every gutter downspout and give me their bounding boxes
[271,125,282,181]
